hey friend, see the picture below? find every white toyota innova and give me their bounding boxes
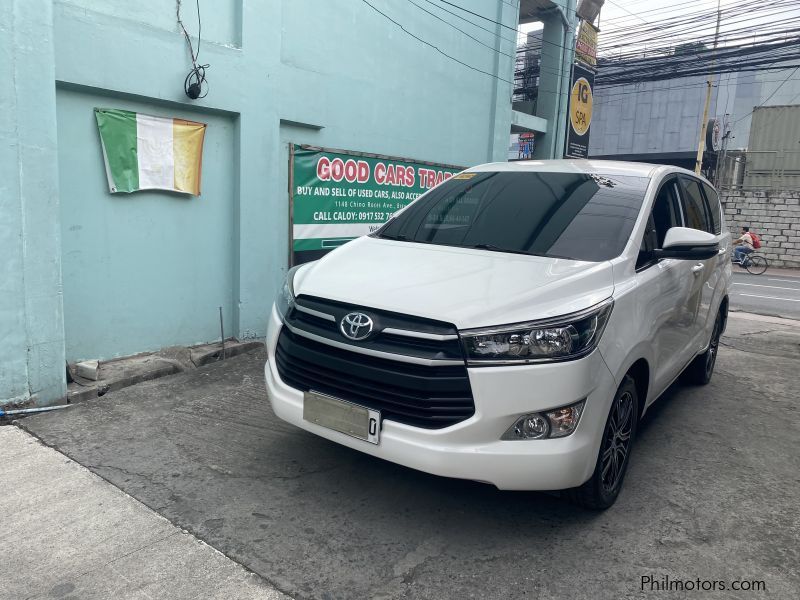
[265,160,731,509]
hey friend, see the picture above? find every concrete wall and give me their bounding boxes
[1,0,517,406]
[722,191,800,268]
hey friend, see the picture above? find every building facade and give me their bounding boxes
[589,63,800,171]
[514,0,579,160]
[588,62,800,266]
[3,0,539,408]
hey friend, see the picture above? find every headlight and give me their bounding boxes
[460,298,613,365]
[275,265,302,320]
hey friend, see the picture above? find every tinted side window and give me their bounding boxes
[637,179,683,270]
[701,182,722,234]
[679,177,711,233]
[652,180,682,246]
[637,215,658,270]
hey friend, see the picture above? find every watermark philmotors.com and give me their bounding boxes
[641,575,766,593]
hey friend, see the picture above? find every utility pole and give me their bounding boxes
[695,0,722,175]
[715,115,731,188]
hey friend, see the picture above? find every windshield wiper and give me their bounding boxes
[467,243,539,257]
[467,244,579,260]
[469,243,504,252]
[378,233,409,241]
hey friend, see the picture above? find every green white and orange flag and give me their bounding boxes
[94,108,206,195]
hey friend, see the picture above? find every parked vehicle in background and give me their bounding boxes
[265,160,732,509]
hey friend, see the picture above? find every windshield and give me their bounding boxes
[374,171,650,262]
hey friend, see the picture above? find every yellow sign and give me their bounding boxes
[576,21,598,68]
[569,76,593,136]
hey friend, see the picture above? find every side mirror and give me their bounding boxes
[652,227,719,260]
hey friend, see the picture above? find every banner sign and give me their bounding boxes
[508,133,536,161]
[565,64,595,159]
[290,145,463,264]
[575,21,598,68]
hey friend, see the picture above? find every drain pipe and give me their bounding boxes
[0,404,71,417]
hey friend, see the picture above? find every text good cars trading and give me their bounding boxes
[265,160,731,509]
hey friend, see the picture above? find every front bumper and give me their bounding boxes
[264,306,618,491]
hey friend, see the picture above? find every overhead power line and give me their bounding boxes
[420,0,517,45]
[362,0,799,111]
[605,0,651,25]
[360,0,515,86]
[512,0,800,96]
[430,0,519,33]
[598,0,799,56]
[407,0,514,58]
[588,73,800,103]
[595,38,800,86]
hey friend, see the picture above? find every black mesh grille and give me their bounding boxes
[275,322,475,430]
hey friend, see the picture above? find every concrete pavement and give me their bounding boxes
[13,313,800,599]
[0,426,287,600]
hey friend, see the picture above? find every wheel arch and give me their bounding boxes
[719,295,729,334]
[625,358,650,421]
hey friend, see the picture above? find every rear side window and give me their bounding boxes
[701,182,722,234]
[679,176,712,233]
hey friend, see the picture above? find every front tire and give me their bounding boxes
[745,254,768,275]
[565,375,638,510]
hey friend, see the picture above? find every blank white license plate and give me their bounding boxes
[303,390,380,444]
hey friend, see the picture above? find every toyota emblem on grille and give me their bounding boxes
[340,312,374,341]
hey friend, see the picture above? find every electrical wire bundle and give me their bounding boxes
[513,0,800,98]
[177,0,209,99]
[356,0,798,114]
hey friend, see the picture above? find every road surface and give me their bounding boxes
[20,318,800,600]
[730,270,800,320]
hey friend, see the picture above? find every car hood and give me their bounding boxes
[293,236,615,329]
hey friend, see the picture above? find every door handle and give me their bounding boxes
[691,263,705,275]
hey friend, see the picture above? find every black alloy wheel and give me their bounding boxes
[683,308,725,385]
[565,375,639,510]
[704,312,722,380]
[600,387,636,495]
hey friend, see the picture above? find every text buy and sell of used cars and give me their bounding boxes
[265,159,731,509]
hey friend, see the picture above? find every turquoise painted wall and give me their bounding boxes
[2,0,520,405]
[57,89,238,360]
[1,0,66,407]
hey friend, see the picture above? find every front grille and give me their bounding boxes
[291,295,465,362]
[275,297,475,429]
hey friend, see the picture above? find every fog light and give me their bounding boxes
[501,400,585,440]
[502,413,549,440]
